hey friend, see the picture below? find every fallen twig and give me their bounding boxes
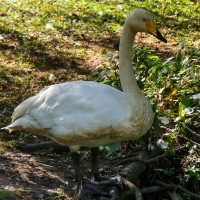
[183,124,199,138]
[178,135,200,147]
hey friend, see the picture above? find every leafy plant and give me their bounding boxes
[164,167,175,176]
[98,44,200,185]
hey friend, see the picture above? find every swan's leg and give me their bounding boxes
[91,147,99,179]
[81,148,122,198]
[71,152,82,186]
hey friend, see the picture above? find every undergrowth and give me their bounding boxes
[98,44,200,190]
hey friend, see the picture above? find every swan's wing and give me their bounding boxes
[6,81,131,138]
[11,86,50,121]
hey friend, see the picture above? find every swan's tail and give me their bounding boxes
[2,116,39,133]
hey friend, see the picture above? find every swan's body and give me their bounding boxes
[8,81,152,151]
[4,8,167,183]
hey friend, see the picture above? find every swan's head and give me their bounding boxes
[127,8,167,43]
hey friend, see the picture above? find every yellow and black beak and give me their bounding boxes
[146,20,167,43]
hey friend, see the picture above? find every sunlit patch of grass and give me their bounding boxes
[0,189,20,200]
[0,140,19,148]
[0,146,6,154]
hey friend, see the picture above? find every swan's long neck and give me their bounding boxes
[119,21,142,97]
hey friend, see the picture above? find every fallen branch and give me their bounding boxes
[18,141,70,153]
[120,150,150,181]
[117,148,166,199]
[121,178,143,200]
[155,181,200,200]
[116,151,168,165]
[140,181,200,199]
[140,185,170,194]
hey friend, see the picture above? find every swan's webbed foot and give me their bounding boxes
[79,175,122,199]
[73,147,122,199]
[91,174,122,186]
[79,147,122,199]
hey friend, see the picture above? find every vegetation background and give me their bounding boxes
[0,0,199,199]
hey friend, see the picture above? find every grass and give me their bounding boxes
[0,0,200,199]
[0,189,20,200]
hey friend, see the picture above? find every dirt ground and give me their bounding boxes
[0,135,142,200]
[0,140,102,199]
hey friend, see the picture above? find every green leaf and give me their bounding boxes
[167,147,176,156]
[181,95,190,107]
[148,55,159,60]
[179,102,186,118]
[152,115,163,133]
[151,66,158,74]
[179,95,191,118]
[106,142,120,157]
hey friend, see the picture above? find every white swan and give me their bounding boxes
[4,8,167,182]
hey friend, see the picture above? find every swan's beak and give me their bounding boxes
[146,20,167,43]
